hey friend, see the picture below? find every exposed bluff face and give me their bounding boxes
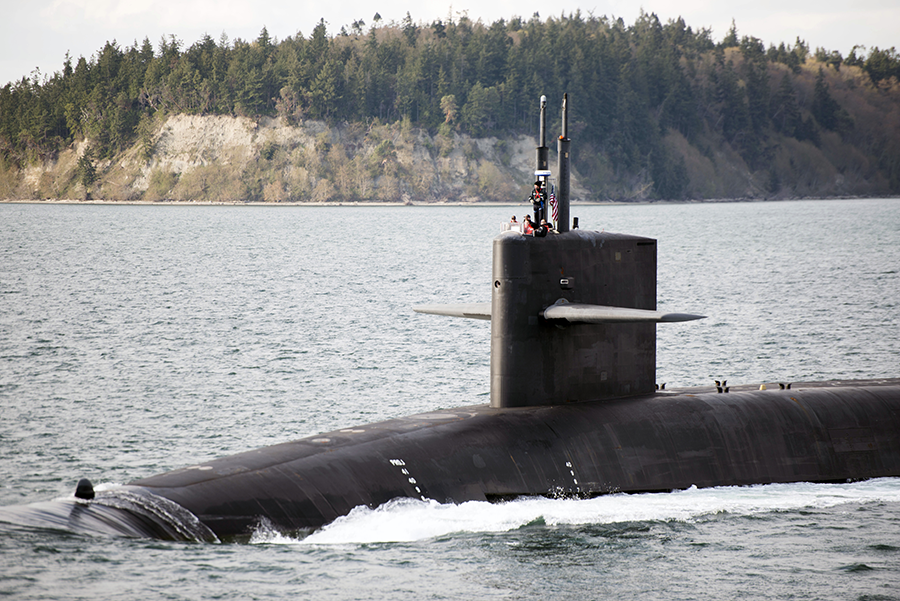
[9,105,890,203]
[17,114,588,203]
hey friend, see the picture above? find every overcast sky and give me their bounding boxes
[2,0,897,87]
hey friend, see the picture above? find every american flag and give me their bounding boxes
[549,184,558,222]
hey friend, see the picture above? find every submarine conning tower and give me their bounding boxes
[491,230,658,407]
[415,94,703,408]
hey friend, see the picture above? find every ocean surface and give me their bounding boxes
[1,199,899,600]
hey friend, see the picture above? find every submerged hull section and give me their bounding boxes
[122,379,900,539]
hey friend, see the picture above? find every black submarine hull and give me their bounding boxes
[108,379,900,539]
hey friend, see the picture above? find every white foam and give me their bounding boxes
[257,478,900,545]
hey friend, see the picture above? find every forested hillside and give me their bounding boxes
[2,12,899,202]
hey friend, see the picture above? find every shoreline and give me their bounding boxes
[2,196,895,207]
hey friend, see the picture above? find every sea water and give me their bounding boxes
[1,199,898,600]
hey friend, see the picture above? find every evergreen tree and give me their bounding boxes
[811,68,850,132]
[864,47,900,83]
[76,149,96,188]
[720,20,738,48]
[715,60,749,144]
[770,73,800,137]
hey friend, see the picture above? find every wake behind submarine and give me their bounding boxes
[3,95,900,542]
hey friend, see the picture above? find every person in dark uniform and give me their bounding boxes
[529,181,545,224]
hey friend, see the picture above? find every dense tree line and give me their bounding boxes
[2,12,899,198]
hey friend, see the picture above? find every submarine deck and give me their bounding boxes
[125,378,900,537]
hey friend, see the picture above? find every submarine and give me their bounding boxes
[2,95,899,542]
